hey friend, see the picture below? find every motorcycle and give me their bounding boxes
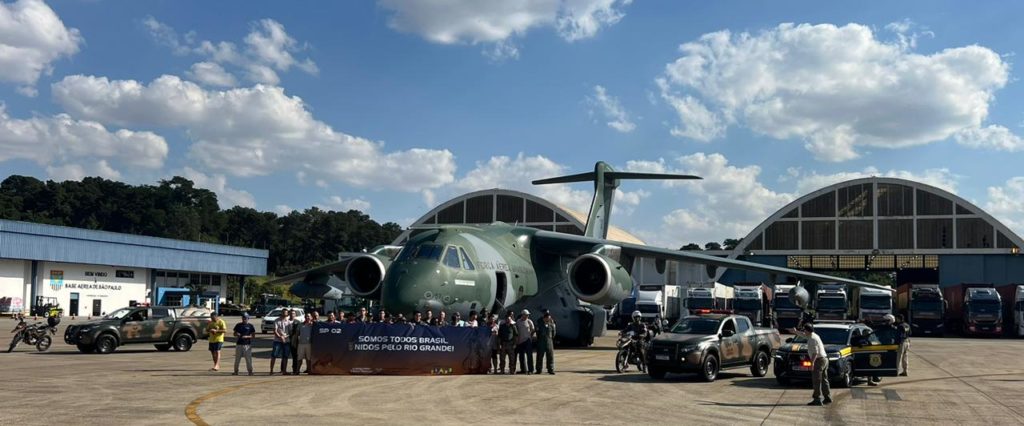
[8,320,54,353]
[615,331,647,373]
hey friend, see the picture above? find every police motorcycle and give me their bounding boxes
[615,311,650,373]
[7,318,54,352]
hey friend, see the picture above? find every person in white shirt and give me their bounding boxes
[515,309,536,374]
[792,323,831,406]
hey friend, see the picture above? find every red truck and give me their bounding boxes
[897,283,946,336]
[943,283,1003,336]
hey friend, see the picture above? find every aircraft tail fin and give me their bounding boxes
[533,162,700,239]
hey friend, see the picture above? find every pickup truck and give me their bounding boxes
[64,306,212,354]
[646,312,782,382]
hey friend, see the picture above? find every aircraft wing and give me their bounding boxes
[532,230,893,292]
[265,255,359,300]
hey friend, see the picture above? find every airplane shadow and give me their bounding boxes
[696,400,807,408]
[596,372,749,383]
[28,349,157,355]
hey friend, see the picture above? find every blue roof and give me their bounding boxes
[0,219,268,276]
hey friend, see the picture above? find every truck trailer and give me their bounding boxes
[683,283,734,315]
[995,284,1024,338]
[901,284,946,336]
[851,286,893,323]
[634,284,682,324]
[944,283,1003,336]
[733,283,774,328]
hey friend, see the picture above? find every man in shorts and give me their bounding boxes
[270,310,293,375]
[206,312,227,372]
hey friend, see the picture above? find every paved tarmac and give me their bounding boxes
[2,316,1023,425]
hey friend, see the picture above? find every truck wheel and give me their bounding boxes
[77,344,95,354]
[35,335,52,352]
[154,344,171,352]
[173,333,193,352]
[95,335,117,354]
[750,351,770,377]
[700,354,719,382]
[647,366,667,380]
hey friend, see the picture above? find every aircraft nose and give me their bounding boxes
[381,266,423,315]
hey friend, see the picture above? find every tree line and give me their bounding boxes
[0,175,402,277]
[680,238,743,251]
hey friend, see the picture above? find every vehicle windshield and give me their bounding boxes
[670,318,721,334]
[967,301,1000,314]
[911,300,943,312]
[268,309,298,318]
[861,295,891,310]
[688,298,713,310]
[103,308,134,320]
[774,296,797,310]
[817,297,847,311]
[791,328,849,346]
[734,299,760,311]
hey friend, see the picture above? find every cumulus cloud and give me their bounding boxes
[274,204,294,215]
[452,153,646,215]
[658,23,1011,161]
[954,125,1024,152]
[0,104,167,181]
[143,16,316,85]
[789,167,960,195]
[319,195,371,212]
[0,0,82,92]
[52,74,457,192]
[180,167,256,209]
[378,0,631,58]
[186,62,238,87]
[985,177,1024,237]
[586,85,635,133]
[626,153,795,247]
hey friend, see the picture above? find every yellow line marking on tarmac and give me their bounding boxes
[185,378,288,425]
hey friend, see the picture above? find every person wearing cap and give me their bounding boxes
[895,314,910,376]
[232,313,256,376]
[868,314,899,386]
[497,311,518,374]
[515,309,536,374]
[535,311,556,375]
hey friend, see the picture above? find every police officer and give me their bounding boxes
[868,314,899,386]
[895,314,910,376]
[620,311,649,364]
[535,311,556,375]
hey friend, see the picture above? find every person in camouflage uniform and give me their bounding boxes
[534,311,556,375]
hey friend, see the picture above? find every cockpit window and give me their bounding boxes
[459,247,475,270]
[443,246,461,268]
[415,244,443,260]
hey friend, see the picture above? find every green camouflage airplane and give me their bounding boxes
[271,161,891,345]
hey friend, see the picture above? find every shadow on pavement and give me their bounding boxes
[28,349,158,355]
[696,400,807,408]
[730,377,800,390]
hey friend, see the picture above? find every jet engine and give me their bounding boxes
[788,284,810,308]
[345,254,390,299]
[567,253,633,306]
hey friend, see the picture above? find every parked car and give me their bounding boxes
[261,307,305,334]
[64,306,211,354]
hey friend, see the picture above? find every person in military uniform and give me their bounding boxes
[535,311,556,375]
[896,314,910,376]
[497,310,518,374]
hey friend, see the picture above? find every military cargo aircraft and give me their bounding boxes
[271,162,891,345]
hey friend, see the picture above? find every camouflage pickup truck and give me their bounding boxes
[646,312,782,382]
[64,306,212,354]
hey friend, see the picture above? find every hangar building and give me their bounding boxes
[0,219,268,316]
[718,177,1024,287]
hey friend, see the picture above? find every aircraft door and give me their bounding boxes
[493,272,507,313]
[850,330,899,377]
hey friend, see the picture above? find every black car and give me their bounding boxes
[773,322,898,387]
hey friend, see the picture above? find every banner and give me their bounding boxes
[311,323,493,375]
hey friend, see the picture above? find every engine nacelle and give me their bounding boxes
[346,254,390,299]
[567,253,633,306]
[789,284,810,308]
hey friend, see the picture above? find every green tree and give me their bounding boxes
[704,242,723,251]
[723,238,743,250]
[680,243,702,251]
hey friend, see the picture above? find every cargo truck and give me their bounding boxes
[1016,286,1024,338]
[995,284,1024,338]
[634,284,681,324]
[815,283,849,321]
[944,283,1003,336]
[900,284,946,336]
[773,284,802,332]
[851,286,893,323]
[683,283,734,315]
[733,283,774,328]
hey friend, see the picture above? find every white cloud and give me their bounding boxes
[143,16,316,85]
[586,85,635,133]
[0,0,82,92]
[378,0,631,58]
[52,74,457,192]
[180,167,256,209]
[985,177,1024,237]
[0,104,167,181]
[452,153,645,214]
[791,167,960,195]
[274,204,294,215]
[658,23,1010,161]
[320,195,371,212]
[954,125,1024,152]
[186,62,238,87]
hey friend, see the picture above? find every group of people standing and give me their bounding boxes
[203,306,559,376]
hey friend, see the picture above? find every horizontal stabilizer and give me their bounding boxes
[532,171,701,185]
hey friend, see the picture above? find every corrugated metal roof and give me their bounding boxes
[0,219,268,275]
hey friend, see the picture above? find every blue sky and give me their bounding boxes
[1,0,1022,248]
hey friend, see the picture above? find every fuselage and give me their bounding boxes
[380,223,541,318]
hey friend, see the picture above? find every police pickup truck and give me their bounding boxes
[646,311,782,382]
[64,306,211,354]
[774,321,900,387]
